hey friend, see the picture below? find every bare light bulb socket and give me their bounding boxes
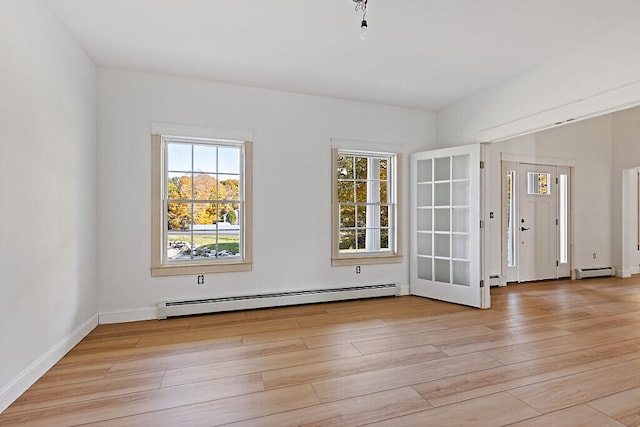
[360,19,368,40]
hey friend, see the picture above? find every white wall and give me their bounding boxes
[437,15,640,147]
[611,106,640,276]
[97,69,435,321]
[0,0,98,412]
[484,115,613,281]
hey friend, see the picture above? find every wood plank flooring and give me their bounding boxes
[2,276,640,426]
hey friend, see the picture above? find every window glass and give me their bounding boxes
[334,150,397,260]
[506,170,516,267]
[166,141,243,262]
[527,172,551,195]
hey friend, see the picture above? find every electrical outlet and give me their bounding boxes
[355,266,361,274]
[197,274,204,285]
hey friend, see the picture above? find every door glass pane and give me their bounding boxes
[452,181,469,206]
[507,170,516,267]
[559,174,568,264]
[434,183,450,206]
[452,154,470,180]
[527,172,551,195]
[434,259,450,283]
[417,208,432,231]
[452,207,469,232]
[434,157,450,181]
[417,233,432,256]
[418,257,432,280]
[453,234,469,259]
[435,234,450,257]
[453,260,470,286]
[417,159,432,182]
[417,183,432,207]
[434,209,450,231]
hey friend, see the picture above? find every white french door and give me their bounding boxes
[410,144,488,308]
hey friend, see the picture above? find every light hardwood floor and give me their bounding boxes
[2,276,640,426]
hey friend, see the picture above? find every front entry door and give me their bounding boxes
[518,163,558,281]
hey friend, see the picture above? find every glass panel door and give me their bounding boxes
[410,144,486,308]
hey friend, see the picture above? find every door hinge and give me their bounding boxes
[556,218,559,225]
[556,260,559,267]
[480,160,485,169]
[480,220,485,229]
[556,176,559,184]
[480,280,485,288]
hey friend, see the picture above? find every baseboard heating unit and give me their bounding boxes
[158,283,400,319]
[575,267,616,279]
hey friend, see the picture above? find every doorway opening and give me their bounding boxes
[502,161,572,283]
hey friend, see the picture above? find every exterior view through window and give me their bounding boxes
[332,149,400,265]
[165,139,243,263]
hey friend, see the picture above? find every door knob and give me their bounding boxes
[521,227,530,231]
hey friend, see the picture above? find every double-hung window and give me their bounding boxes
[151,135,252,276]
[331,149,402,266]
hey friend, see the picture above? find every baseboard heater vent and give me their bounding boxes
[575,267,616,279]
[158,283,400,319]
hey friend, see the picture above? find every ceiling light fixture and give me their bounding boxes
[353,0,368,40]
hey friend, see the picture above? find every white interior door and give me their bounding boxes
[410,144,487,308]
[518,163,558,281]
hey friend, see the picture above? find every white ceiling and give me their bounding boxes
[43,0,639,110]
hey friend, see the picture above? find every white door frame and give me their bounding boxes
[621,167,640,277]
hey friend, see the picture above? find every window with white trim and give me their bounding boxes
[331,149,402,266]
[151,135,252,276]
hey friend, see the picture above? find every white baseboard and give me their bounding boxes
[99,285,407,324]
[98,307,158,324]
[616,267,639,278]
[0,314,98,414]
[616,269,632,278]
